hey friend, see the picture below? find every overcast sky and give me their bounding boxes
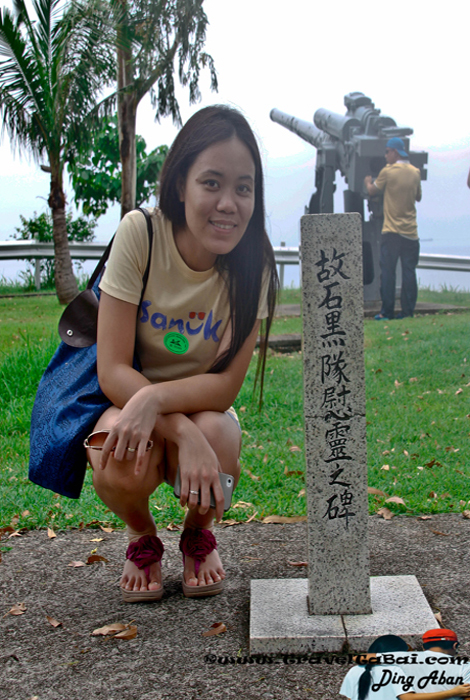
[1,0,469,286]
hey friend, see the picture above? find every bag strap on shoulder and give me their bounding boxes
[86,207,154,296]
[136,207,154,303]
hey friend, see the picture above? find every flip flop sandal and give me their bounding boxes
[179,528,224,598]
[121,534,164,603]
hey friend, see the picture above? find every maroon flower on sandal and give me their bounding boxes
[126,535,164,581]
[179,528,217,575]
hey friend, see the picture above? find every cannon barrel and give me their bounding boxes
[270,108,326,149]
[313,108,361,142]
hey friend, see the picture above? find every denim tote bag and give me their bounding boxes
[29,208,154,499]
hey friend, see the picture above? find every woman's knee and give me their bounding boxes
[87,407,166,495]
[189,411,241,464]
[92,455,164,499]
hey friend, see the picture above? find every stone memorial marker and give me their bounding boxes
[301,213,370,615]
[250,214,436,654]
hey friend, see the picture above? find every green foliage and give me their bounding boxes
[68,115,168,217]
[13,211,96,287]
[0,0,115,172]
[0,0,116,301]
[0,296,469,529]
[111,0,218,122]
[418,283,470,307]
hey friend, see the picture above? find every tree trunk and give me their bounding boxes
[48,173,79,305]
[118,91,137,219]
[117,17,137,220]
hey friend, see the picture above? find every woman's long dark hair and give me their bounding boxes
[159,105,279,403]
[358,635,408,700]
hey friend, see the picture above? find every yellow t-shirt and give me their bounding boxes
[374,162,422,238]
[99,208,269,383]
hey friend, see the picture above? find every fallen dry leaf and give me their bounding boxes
[68,561,86,568]
[429,529,450,537]
[233,501,253,509]
[289,445,302,453]
[417,516,432,520]
[100,526,114,533]
[377,507,394,520]
[8,530,22,538]
[380,465,390,471]
[298,489,306,497]
[90,538,104,543]
[385,496,406,506]
[246,512,258,523]
[21,510,30,517]
[462,511,470,520]
[245,469,261,482]
[425,459,442,469]
[6,602,26,616]
[456,470,470,478]
[287,560,308,567]
[445,446,459,453]
[262,515,307,524]
[219,519,242,527]
[46,615,62,628]
[409,377,418,383]
[0,526,14,538]
[47,528,56,539]
[368,487,386,497]
[113,625,137,640]
[87,555,109,565]
[284,465,304,477]
[92,623,127,636]
[428,491,438,499]
[166,523,181,531]
[455,388,463,395]
[202,622,227,637]
[394,380,402,388]
[263,453,268,464]
[459,500,466,507]
[434,611,443,625]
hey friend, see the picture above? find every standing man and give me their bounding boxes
[365,137,422,320]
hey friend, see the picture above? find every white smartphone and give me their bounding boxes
[173,467,234,512]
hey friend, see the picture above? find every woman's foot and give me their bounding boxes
[180,527,225,597]
[121,531,164,602]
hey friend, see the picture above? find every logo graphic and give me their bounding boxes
[164,332,189,355]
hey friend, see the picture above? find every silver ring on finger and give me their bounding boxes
[189,490,199,495]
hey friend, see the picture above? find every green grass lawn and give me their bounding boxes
[0,291,469,531]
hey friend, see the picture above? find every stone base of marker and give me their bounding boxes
[250,575,437,654]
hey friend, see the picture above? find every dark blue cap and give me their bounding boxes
[386,137,408,158]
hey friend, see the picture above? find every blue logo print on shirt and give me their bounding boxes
[139,302,222,342]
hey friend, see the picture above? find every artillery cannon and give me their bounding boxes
[270,93,428,301]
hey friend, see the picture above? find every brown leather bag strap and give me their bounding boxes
[136,207,154,303]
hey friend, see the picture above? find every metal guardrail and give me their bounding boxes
[1,240,469,290]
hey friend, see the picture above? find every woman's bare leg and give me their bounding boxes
[88,406,166,593]
[165,411,241,589]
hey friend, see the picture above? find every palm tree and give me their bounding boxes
[0,0,115,303]
[110,0,218,218]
